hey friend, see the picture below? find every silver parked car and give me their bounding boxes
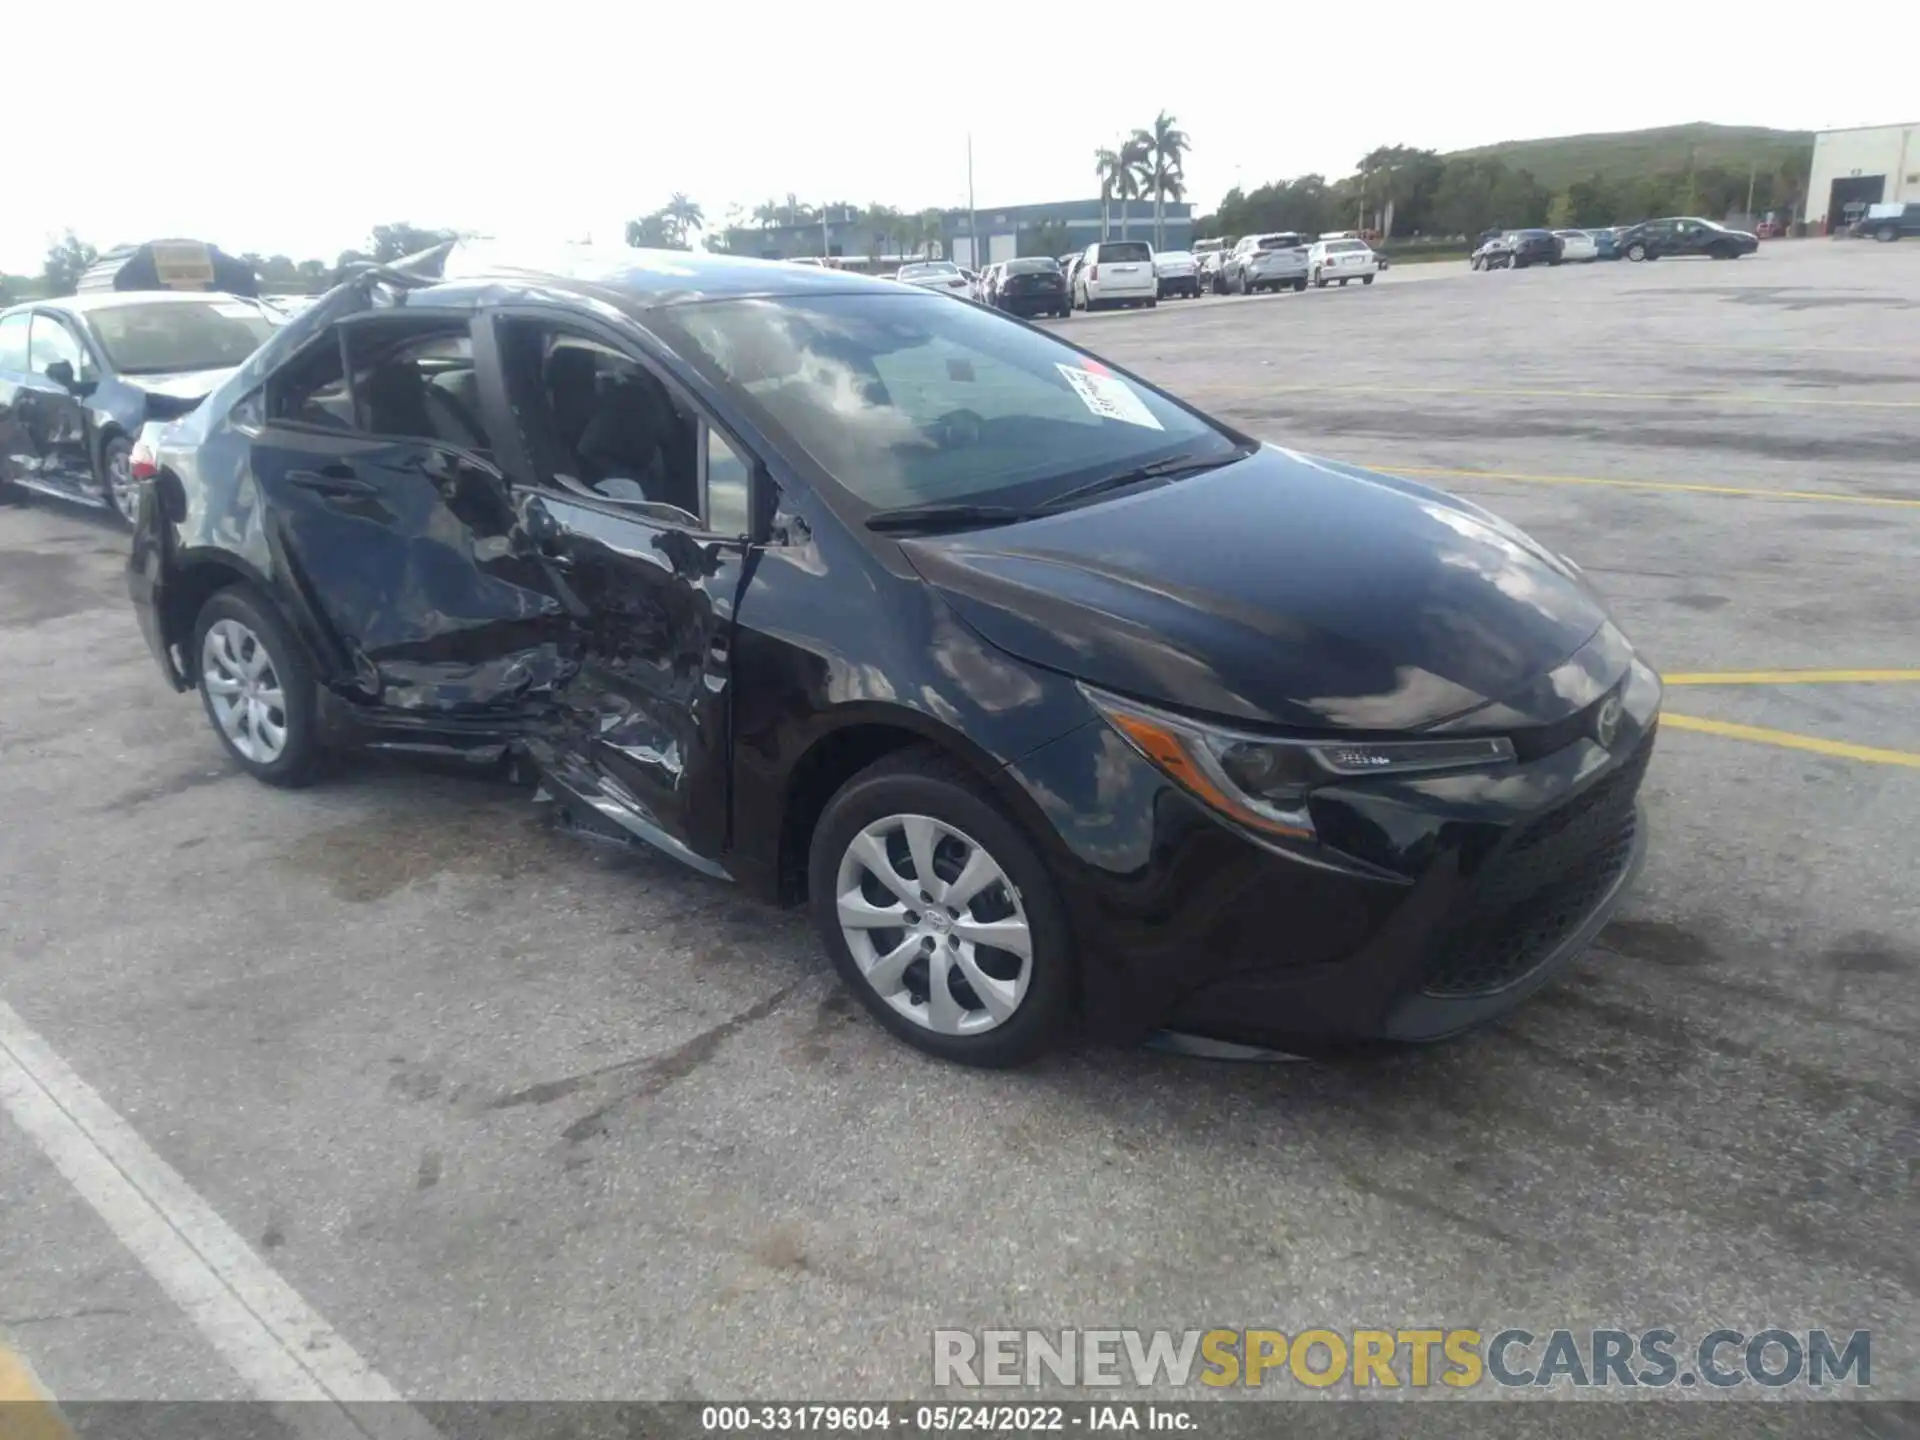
[1224,233,1309,295]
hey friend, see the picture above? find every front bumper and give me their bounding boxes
[1004,652,1660,1053]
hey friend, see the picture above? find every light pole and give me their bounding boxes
[967,133,978,271]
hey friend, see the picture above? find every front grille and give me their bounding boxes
[1421,728,1654,998]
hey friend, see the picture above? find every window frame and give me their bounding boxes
[484,304,770,544]
[27,311,93,382]
[0,311,30,373]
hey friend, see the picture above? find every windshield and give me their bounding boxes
[1003,258,1060,275]
[86,301,277,376]
[898,263,958,280]
[658,291,1234,513]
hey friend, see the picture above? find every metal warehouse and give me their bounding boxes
[727,199,1194,266]
[1806,122,1919,232]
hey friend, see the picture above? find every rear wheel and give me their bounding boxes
[1361,273,1374,285]
[1338,277,1348,286]
[1877,224,1899,243]
[192,586,321,787]
[1292,277,1306,291]
[1313,270,1328,288]
[808,748,1075,1067]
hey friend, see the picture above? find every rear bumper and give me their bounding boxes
[999,290,1069,314]
[1156,275,1199,295]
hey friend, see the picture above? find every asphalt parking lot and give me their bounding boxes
[3,242,1917,1427]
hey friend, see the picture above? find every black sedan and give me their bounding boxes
[1616,217,1759,261]
[129,245,1660,1067]
[0,292,279,523]
[989,257,1071,318]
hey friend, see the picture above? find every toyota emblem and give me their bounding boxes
[1593,694,1624,749]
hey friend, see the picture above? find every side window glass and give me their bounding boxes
[705,428,751,537]
[347,324,491,454]
[27,316,85,379]
[268,332,352,429]
[0,313,28,371]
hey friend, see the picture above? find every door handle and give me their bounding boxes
[288,466,379,498]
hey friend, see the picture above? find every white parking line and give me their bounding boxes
[0,997,439,1440]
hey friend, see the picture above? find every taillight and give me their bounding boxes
[130,442,158,481]
[1088,265,1099,280]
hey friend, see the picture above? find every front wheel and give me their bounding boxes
[808,748,1075,1067]
[1878,224,1899,243]
[1626,242,1647,261]
[193,586,321,787]
[100,435,140,526]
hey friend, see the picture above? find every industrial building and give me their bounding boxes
[725,198,1194,266]
[1806,122,1919,232]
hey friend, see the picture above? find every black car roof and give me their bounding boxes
[411,244,909,316]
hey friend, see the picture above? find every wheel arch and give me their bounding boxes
[771,706,1056,907]
[159,552,278,672]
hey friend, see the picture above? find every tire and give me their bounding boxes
[808,747,1075,1067]
[1470,255,1481,271]
[192,585,321,787]
[1292,278,1306,292]
[1626,241,1647,262]
[1877,224,1899,243]
[1338,277,1348,286]
[99,435,140,526]
[1313,271,1328,288]
[1145,297,1157,308]
[1361,273,1374,285]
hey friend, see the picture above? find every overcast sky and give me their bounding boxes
[6,1,1912,273]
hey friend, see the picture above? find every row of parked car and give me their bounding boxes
[1469,216,1762,271]
[889,232,1389,318]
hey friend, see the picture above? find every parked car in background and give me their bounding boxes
[896,260,980,300]
[991,257,1071,318]
[128,244,1660,1067]
[1506,230,1564,268]
[0,291,280,524]
[1589,227,1621,260]
[1154,250,1200,299]
[1616,217,1758,261]
[1469,234,1513,271]
[1073,240,1157,310]
[1850,202,1920,241]
[1193,237,1231,294]
[1224,233,1309,294]
[1553,229,1599,262]
[1307,237,1379,288]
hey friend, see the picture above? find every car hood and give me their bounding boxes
[900,445,1610,732]
[124,367,238,402]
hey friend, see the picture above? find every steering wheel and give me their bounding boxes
[926,408,984,451]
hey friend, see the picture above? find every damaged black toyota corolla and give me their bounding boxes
[128,244,1660,1066]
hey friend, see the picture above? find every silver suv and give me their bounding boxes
[1224,233,1309,294]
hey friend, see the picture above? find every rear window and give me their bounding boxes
[898,263,959,279]
[1324,240,1368,253]
[1094,242,1151,263]
[1254,234,1303,251]
[85,301,277,376]
[1003,258,1060,275]
[657,291,1232,514]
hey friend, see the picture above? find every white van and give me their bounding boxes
[1072,240,1157,310]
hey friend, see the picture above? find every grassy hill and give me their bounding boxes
[1445,122,1813,192]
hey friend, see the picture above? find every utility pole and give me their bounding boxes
[967,133,978,271]
[1745,163,1757,223]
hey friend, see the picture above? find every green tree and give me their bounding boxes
[1546,191,1575,228]
[918,208,946,261]
[862,204,900,259]
[663,193,706,245]
[368,223,455,263]
[1358,145,1445,236]
[1133,111,1191,249]
[1112,138,1150,242]
[624,213,684,249]
[1092,147,1123,240]
[41,231,99,297]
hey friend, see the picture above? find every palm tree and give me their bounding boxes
[664,193,704,244]
[753,201,779,231]
[1112,138,1150,242]
[1133,111,1191,250]
[1093,147,1123,240]
[919,208,946,261]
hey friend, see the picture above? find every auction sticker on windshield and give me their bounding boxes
[1057,364,1163,430]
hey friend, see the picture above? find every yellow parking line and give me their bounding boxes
[0,1348,73,1440]
[1663,713,1920,769]
[1269,383,1920,409]
[1383,465,1920,509]
[1665,669,1920,685]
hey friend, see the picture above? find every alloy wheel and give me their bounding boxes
[834,813,1031,1036]
[201,619,289,763]
[106,445,140,524]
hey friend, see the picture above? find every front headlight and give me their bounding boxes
[1082,685,1516,840]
